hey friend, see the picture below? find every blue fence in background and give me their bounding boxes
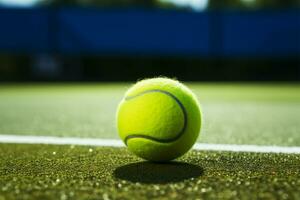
[58,9,211,56]
[0,9,50,52]
[0,8,299,57]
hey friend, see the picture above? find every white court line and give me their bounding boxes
[0,134,300,154]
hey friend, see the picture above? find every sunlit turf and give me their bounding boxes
[0,144,299,200]
[0,83,300,199]
[0,83,299,146]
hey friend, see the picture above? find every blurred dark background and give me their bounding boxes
[0,0,299,82]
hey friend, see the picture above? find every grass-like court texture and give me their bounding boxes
[0,83,300,199]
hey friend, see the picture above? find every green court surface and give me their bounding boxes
[0,83,300,199]
[0,83,299,145]
[0,144,299,200]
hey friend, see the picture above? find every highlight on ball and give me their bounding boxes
[116,77,202,162]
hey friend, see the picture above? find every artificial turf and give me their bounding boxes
[0,144,299,200]
[0,83,300,199]
[0,83,299,146]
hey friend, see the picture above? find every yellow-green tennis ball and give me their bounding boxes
[117,77,202,162]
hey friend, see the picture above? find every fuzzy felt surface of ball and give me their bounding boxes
[117,77,202,162]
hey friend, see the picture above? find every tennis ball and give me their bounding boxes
[116,77,202,162]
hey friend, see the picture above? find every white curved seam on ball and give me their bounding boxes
[123,89,188,145]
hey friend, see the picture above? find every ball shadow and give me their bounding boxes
[114,161,204,184]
